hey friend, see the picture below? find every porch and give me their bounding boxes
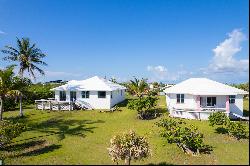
[171,107,228,120]
[35,99,74,111]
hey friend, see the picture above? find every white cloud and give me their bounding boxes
[147,65,168,80]
[0,30,6,34]
[147,65,193,82]
[45,70,82,77]
[204,29,249,73]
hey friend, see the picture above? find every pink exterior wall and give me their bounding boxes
[226,96,230,113]
[196,95,201,111]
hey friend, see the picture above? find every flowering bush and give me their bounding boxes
[107,130,151,165]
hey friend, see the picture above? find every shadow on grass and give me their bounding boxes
[13,118,105,143]
[17,144,62,157]
[138,108,167,120]
[2,139,61,158]
[199,145,214,154]
[116,98,133,107]
[4,140,46,152]
[147,162,173,165]
[243,109,249,117]
[215,127,228,134]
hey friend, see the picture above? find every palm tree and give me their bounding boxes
[1,37,47,117]
[0,66,21,120]
[128,77,149,98]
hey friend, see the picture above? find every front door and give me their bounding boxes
[70,91,76,101]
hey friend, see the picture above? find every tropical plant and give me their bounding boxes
[226,121,248,140]
[0,120,26,149]
[0,66,21,120]
[2,37,47,117]
[208,112,248,140]
[127,96,158,119]
[156,118,212,155]
[208,112,230,126]
[127,77,149,98]
[107,130,151,165]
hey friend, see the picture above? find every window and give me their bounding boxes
[98,91,106,98]
[59,91,66,101]
[177,94,184,103]
[207,97,216,106]
[229,95,236,104]
[70,91,76,101]
[81,91,89,98]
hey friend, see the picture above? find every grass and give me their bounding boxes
[243,98,249,116]
[0,96,249,165]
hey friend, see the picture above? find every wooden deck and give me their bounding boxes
[35,100,74,111]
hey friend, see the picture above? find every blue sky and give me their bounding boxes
[0,0,249,83]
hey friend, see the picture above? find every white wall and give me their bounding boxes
[166,93,197,110]
[110,89,125,107]
[230,94,243,116]
[54,89,125,109]
[166,93,244,116]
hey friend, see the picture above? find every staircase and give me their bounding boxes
[230,112,249,121]
[74,99,94,110]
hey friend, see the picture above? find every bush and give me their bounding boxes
[208,112,248,140]
[208,112,230,126]
[156,118,212,155]
[107,130,151,165]
[0,120,26,149]
[226,121,248,140]
[3,98,18,111]
[127,96,158,119]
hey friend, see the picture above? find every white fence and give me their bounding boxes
[35,100,74,111]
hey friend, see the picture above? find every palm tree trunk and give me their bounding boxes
[0,97,3,120]
[19,95,23,117]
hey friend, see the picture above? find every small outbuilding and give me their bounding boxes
[50,76,126,109]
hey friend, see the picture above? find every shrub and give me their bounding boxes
[208,112,248,140]
[127,96,158,119]
[208,112,230,126]
[226,121,248,140]
[156,118,211,155]
[0,120,26,149]
[107,130,151,165]
[3,98,18,111]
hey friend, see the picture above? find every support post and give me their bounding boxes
[49,101,52,111]
[196,95,201,111]
[42,101,44,110]
[226,96,230,116]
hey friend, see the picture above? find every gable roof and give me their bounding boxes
[51,76,126,91]
[164,78,248,95]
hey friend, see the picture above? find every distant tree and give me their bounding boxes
[0,66,21,120]
[2,37,47,117]
[107,130,151,165]
[109,77,117,83]
[127,77,149,98]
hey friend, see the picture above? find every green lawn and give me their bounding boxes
[243,98,249,116]
[0,96,249,165]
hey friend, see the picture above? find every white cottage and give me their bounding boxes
[51,76,126,109]
[164,78,248,120]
